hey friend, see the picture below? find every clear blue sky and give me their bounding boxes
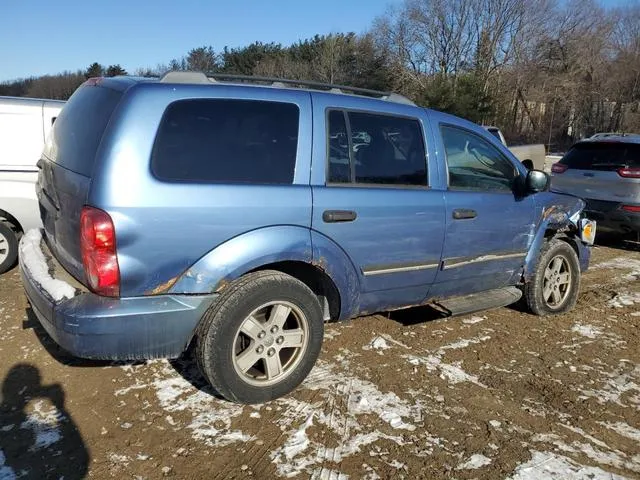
[0,0,396,81]
[0,0,630,82]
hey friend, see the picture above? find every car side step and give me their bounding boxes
[432,287,522,317]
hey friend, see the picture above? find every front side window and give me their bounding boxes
[441,125,518,192]
[327,110,427,186]
[152,99,299,184]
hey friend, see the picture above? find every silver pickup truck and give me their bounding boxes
[483,126,546,172]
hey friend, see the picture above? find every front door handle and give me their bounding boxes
[452,208,477,220]
[323,210,357,223]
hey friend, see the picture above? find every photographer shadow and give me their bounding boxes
[0,364,89,479]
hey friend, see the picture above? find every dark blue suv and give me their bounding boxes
[19,72,595,403]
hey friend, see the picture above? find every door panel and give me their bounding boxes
[431,191,535,297]
[429,121,536,298]
[310,94,446,313]
[312,186,445,294]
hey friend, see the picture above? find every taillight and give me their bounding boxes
[622,205,640,213]
[551,163,568,174]
[617,167,640,178]
[80,206,120,297]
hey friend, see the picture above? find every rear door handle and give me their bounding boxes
[452,208,477,220]
[323,210,357,223]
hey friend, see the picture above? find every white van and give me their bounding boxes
[0,96,65,273]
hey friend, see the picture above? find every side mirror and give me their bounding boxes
[525,169,549,193]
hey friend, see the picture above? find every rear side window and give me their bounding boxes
[152,99,299,184]
[44,85,122,176]
[560,142,640,170]
[327,109,427,186]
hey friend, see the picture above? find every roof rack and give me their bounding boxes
[159,71,415,106]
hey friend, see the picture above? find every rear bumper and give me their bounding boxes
[584,199,640,234]
[19,232,216,360]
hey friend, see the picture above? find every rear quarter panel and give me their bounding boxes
[89,83,314,296]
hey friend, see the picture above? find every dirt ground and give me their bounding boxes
[1,241,639,480]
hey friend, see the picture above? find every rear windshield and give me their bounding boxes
[560,142,640,170]
[43,84,122,176]
[151,99,299,184]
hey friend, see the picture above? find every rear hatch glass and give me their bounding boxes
[559,142,640,171]
[38,83,123,281]
[43,84,122,175]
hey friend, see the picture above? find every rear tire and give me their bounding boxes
[195,270,324,404]
[0,222,18,274]
[524,238,580,316]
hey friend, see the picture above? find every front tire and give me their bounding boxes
[195,270,324,404]
[0,222,18,274]
[524,238,580,316]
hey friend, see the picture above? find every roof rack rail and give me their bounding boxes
[158,70,415,106]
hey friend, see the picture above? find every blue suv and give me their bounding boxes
[19,72,595,403]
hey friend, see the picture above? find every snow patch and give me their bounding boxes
[508,451,628,479]
[579,364,640,407]
[108,453,131,465]
[364,336,390,351]
[598,421,640,442]
[302,361,417,431]
[609,292,640,308]
[269,360,417,477]
[407,354,486,388]
[271,414,314,467]
[310,468,349,479]
[594,257,640,281]
[379,334,411,350]
[19,229,75,302]
[489,420,502,429]
[571,324,602,339]
[20,400,63,451]
[456,454,492,470]
[463,316,486,324]
[150,361,251,447]
[439,335,492,351]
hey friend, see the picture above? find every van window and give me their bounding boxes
[152,99,300,184]
[44,85,122,176]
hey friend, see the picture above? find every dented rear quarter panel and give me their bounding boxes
[89,83,314,297]
[168,226,313,294]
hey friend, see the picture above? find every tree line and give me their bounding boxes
[1,0,638,150]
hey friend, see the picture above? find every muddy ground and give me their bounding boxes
[1,241,639,480]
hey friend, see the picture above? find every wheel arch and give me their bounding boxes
[167,226,352,321]
[525,223,585,282]
[0,209,24,233]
